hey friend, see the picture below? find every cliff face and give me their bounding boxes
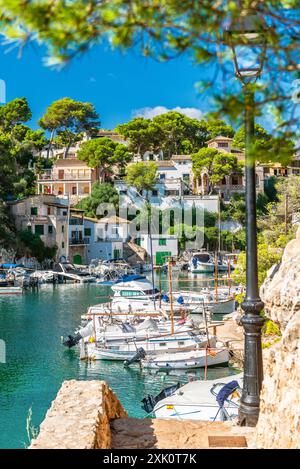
[256,227,300,448]
[260,227,300,328]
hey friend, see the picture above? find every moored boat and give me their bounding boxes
[141,346,229,370]
[147,372,243,421]
[189,252,215,273]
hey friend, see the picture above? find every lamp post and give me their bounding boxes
[226,10,267,426]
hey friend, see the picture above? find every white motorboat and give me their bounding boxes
[53,262,96,283]
[30,270,55,284]
[141,346,229,370]
[85,274,235,319]
[146,372,243,421]
[189,252,215,273]
[0,268,23,294]
[82,330,217,361]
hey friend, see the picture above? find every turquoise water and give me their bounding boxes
[0,275,238,449]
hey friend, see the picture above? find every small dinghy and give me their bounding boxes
[141,346,229,370]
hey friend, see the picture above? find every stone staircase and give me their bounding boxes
[110,418,253,449]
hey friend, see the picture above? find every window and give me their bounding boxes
[62,241,65,248]
[48,225,53,234]
[159,343,167,347]
[218,142,229,148]
[159,238,167,246]
[152,190,158,196]
[165,190,179,196]
[183,174,190,179]
[72,186,77,195]
[47,207,51,215]
[231,175,239,185]
[35,225,44,235]
[84,228,91,237]
[63,210,67,216]
[62,225,65,233]
[120,290,144,297]
[83,186,89,194]
[159,173,166,180]
[31,207,38,216]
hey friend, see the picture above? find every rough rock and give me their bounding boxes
[256,310,300,448]
[256,227,300,448]
[260,226,300,329]
[29,380,127,449]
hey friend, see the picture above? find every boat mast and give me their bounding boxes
[228,257,231,296]
[214,252,219,302]
[168,257,174,335]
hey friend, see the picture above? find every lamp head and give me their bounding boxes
[225,10,267,84]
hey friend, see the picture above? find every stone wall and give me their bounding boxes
[256,227,300,449]
[29,380,127,449]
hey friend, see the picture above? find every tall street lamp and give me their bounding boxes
[226,10,267,426]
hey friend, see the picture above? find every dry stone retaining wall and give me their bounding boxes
[29,380,127,449]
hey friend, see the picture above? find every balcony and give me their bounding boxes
[69,237,90,246]
[69,218,84,226]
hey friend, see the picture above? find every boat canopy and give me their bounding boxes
[0,263,24,269]
[115,274,146,283]
[192,253,211,263]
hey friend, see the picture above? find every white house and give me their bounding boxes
[83,215,131,263]
[138,234,178,266]
[7,194,69,260]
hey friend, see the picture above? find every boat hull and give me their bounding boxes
[153,373,243,421]
[190,263,215,273]
[0,287,23,295]
[143,349,229,370]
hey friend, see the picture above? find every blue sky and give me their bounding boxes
[0,43,219,130]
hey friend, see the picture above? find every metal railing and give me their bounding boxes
[69,237,90,245]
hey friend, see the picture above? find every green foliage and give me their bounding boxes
[262,319,281,336]
[264,176,278,203]
[0,202,16,247]
[125,162,158,193]
[17,230,57,262]
[192,147,240,192]
[207,120,235,139]
[233,243,283,288]
[0,97,32,133]
[116,117,163,155]
[222,193,246,225]
[76,183,119,218]
[151,111,210,157]
[39,98,100,157]
[232,124,295,165]
[77,137,132,181]
[117,114,235,158]
[0,1,298,148]
[0,98,47,200]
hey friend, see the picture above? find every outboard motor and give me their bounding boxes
[63,332,82,348]
[63,320,94,348]
[124,348,146,367]
[141,382,181,414]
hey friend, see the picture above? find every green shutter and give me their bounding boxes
[155,251,171,265]
[158,238,167,246]
[31,207,38,216]
[84,228,92,236]
[35,224,44,235]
